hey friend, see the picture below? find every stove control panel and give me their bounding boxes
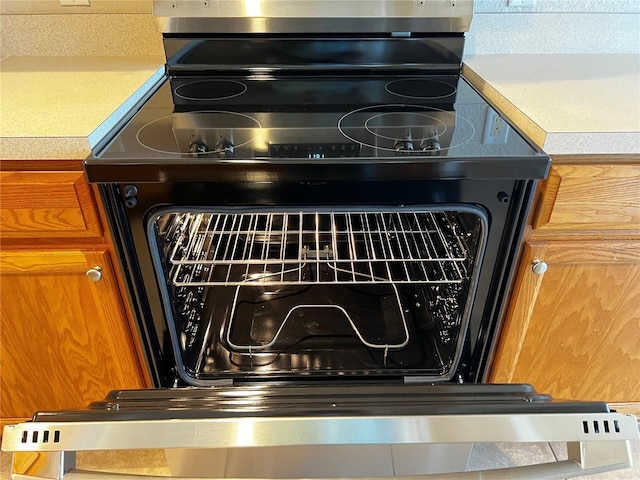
[269,143,360,159]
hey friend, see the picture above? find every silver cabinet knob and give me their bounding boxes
[86,266,103,282]
[531,259,548,275]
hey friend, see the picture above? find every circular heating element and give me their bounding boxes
[136,111,262,155]
[174,79,248,101]
[384,79,456,100]
[364,112,448,143]
[338,104,475,153]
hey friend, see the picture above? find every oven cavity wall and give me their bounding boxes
[147,206,487,384]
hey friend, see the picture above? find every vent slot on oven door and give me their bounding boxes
[149,207,486,385]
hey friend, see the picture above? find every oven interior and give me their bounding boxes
[149,206,486,384]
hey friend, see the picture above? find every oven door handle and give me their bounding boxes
[8,440,634,480]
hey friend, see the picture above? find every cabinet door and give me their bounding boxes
[489,240,640,402]
[0,250,148,419]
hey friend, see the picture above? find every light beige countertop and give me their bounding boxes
[463,53,640,156]
[0,55,165,160]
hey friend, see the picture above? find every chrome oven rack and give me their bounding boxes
[167,210,470,286]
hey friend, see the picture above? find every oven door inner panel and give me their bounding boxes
[149,206,486,385]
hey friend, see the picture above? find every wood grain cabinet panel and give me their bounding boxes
[490,240,640,402]
[0,163,149,428]
[493,158,640,406]
[0,250,147,418]
[0,171,102,239]
[532,164,640,233]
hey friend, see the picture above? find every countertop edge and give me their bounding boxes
[0,136,91,161]
[542,131,640,156]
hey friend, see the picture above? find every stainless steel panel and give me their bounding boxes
[5,440,637,479]
[153,0,473,33]
[3,413,637,452]
[155,17,472,34]
[10,451,75,480]
[164,444,473,477]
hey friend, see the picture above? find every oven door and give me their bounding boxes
[2,383,638,479]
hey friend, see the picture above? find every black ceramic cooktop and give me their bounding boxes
[97,74,540,160]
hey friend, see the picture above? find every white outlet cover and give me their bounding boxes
[483,109,510,145]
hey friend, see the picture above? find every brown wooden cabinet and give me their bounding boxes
[490,158,640,403]
[0,250,148,416]
[0,161,149,428]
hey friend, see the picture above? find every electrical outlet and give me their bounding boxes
[483,109,509,144]
[59,0,90,5]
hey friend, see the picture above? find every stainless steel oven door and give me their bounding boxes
[2,384,638,479]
